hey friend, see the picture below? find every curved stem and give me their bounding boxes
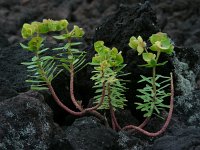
[70,64,106,111]
[85,81,106,111]
[49,83,109,126]
[88,110,109,127]
[48,84,85,116]
[127,117,150,133]
[111,117,116,130]
[110,107,121,130]
[122,73,174,137]
[108,83,121,131]
[70,64,84,111]
[139,117,150,128]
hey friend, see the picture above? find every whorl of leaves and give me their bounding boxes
[135,75,171,117]
[90,41,127,110]
[21,19,85,90]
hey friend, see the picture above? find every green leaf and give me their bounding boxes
[70,42,82,46]
[52,69,63,81]
[26,80,44,83]
[31,86,48,91]
[20,43,31,51]
[52,47,65,51]
[138,75,152,84]
[142,53,156,62]
[53,34,68,40]
[38,48,49,54]
[27,65,37,69]
[21,61,36,65]
[62,63,70,71]
[154,106,160,114]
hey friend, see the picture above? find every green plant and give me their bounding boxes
[122,32,174,136]
[21,19,174,137]
[129,32,173,118]
[91,41,127,110]
[21,19,107,125]
[90,41,128,129]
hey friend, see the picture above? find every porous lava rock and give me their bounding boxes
[151,127,200,150]
[0,91,72,150]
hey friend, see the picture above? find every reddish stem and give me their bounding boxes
[122,73,174,137]
[70,64,106,112]
[107,83,121,131]
[138,117,150,128]
[127,117,150,133]
[110,108,121,130]
[111,117,116,130]
[48,84,85,116]
[85,81,106,111]
[48,84,108,125]
[70,64,84,111]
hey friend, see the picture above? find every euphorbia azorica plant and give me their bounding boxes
[21,19,108,126]
[21,19,174,137]
[122,32,174,136]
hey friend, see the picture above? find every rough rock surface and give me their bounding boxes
[0,44,33,92]
[0,78,18,102]
[0,91,71,150]
[62,117,119,150]
[94,1,159,50]
[150,0,200,50]
[175,90,200,127]
[151,127,200,150]
[0,32,9,47]
[57,116,143,150]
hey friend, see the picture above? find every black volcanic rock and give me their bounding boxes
[0,32,9,48]
[0,78,18,102]
[175,90,200,127]
[151,127,200,150]
[62,117,119,150]
[94,1,159,51]
[0,91,72,150]
[0,44,33,92]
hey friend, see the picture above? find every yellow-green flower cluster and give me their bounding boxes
[129,32,174,67]
[92,41,123,68]
[129,36,146,55]
[149,32,174,54]
[21,19,69,39]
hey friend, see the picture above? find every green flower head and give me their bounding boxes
[92,41,123,68]
[149,32,174,54]
[28,36,43,51]
[59,19,69,30]
[70,25,85,38]
[21,23,35,39]
[142,52,157,67]
[129,36,146,55]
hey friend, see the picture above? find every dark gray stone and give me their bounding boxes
[175,90,200,127]
[63,117,119,150]
[152,127,200,150]
[0,78,18,102]
[0,91,72,150]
